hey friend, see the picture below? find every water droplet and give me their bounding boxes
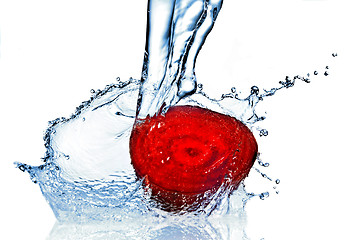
[279,76,295,88]
[275,179,280,184]
[251,86,259,95]
[90,89,95,94]
[259,192,269,200]
[18,165,25,172]
[332,53,338,57]
[261,173,272,181]
[116,77,121,82]
[314,71,318,75]
[254,168,272,181]
[325,66,329,69]
[259,129,268,137]
[258,159,270,167]
[324,71,329,76]
[303,77,310,83]
[231,87,236,93]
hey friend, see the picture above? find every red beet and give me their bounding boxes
[130,105,257,212]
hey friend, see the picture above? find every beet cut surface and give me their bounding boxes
[130,105,257,212]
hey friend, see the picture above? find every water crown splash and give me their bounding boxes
[16,74,311,221]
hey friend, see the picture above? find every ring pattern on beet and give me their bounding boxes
[130,105,258,212]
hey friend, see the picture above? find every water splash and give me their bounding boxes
[15,77,259,220]
[15,66,327,221]
[14,0,337,237]
[14,58,336,240]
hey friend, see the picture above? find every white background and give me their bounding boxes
[0,0,357,239]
